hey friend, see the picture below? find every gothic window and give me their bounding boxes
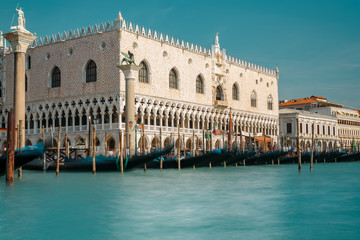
[25,74,28,92]
[86,60,97,83]
[250,91,257,107]
[169,68,178,89]
[196,75,204,94]
[27,56,31,70]
[216,86,224,101]
[51,66,61,88]
[139,61,149,83]
[267,95,273,110]
[232,83,239,100]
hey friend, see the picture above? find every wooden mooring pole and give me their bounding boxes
[42,125,46,172]
[310,123,314,171]
[105,132,108,157]
[65,131,69,158]
[6,109,15,185]
[56,123,61,176]
[297,119,301,172]
[17,120,23,179]
[92,126,96,174]
[160,128,163,170]
[178,124,181,171]
[119,130,123,174]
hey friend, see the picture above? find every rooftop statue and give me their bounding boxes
[10,8,30,33]
[121,51,135,65]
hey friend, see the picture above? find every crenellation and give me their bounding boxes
[171,37,174,45]
[87,26,92,35]
[176,39,180,47]
[128,22,133,32]
[159,33,164,42]
[63,31,67,40]
[141,27,146,36]
[165,35,169,43]
[181,40,184,48]
[93,24,98,33]
[147,29,152,38]
[135,24,139,34]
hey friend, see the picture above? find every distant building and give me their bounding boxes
[279,109,339,152]
[280,95,360,150]
[279,95,341,111]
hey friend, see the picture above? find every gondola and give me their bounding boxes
[145,148,225,169]
[0,142,45,176]
[25,144,174,172]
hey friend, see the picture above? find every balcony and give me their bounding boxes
[214,100,228,107]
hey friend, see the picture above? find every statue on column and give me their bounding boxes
[10,8,30,33]
[121,51,135,65]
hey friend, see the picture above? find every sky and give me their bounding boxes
[1,0,359,108]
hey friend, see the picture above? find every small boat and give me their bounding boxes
[0,142,45,176]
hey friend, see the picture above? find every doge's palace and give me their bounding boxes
[0,12,279,153]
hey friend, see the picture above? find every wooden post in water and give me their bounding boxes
[243,159,246,167]
[105,132,108,157]
[192,130,195,157]
[92,126,96,174]
[42,125,46,172]
[278,158,280,165]
[142,124,146,170]
[297,119,301,172]
[160,128,163,170]
[203,128,205,154]
[6,109,15,185]
[17,120,23,179]
[263,131,266,153]
[65,131,69,158]
[119,130,123,174]
[88,115,92,157]
[56,123,61,176]
[310,123,314,171]
[178,124,181,171]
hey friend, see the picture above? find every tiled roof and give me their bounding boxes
[279,98,316,107]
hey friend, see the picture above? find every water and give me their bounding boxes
[1,162,360,240]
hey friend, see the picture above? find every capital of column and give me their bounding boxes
[3,31,37,53]
[117,64,141,79]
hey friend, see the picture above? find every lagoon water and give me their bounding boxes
[1,162,360,240]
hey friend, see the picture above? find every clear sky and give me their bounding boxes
[1,0,359,108]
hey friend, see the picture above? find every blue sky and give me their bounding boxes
[1,0,359,108]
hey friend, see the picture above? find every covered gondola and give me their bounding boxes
[0,142,45,176]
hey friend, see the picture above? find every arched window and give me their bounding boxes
[232,83,239,100]
[51,67,61,88]
[25,74,28,92]
[27,56,31,70]
[267,95,273,110]
[216,86,224,101]
[139,61,149,83]
[250,91,257,107]
[86,60,97,83]
[196,75,204,94]
[169,68,178,89]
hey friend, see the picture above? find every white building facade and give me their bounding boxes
[279,109,339,152]
[0,12,279,153]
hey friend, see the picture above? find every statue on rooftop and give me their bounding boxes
[121,51,135,65]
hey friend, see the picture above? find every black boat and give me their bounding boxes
[0,142,45,176]
[146,148,225,169]
[25,144,174,172]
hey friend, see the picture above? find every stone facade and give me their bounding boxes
[279,109,339,152]
[0,13,279,153]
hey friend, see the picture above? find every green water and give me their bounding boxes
[1,162,360,240]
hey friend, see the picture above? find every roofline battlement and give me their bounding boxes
[5,11,277,77]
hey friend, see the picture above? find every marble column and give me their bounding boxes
[4,30,36,147]
[118,64,141,157]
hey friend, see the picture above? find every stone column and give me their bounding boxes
[4,30,36,148]
[118,64,141,157]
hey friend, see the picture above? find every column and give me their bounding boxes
[118,64,141,157]
[4,25,37,148]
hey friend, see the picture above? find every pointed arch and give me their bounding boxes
[85,60,97,83]
[169,68,179,89]
[196,74,204,94]
[232,83,239,100]
[250,90,257,107]
[139,60,149,83]
[216,85,224,101]
[51,66,61,88]
[267,95,273,110]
